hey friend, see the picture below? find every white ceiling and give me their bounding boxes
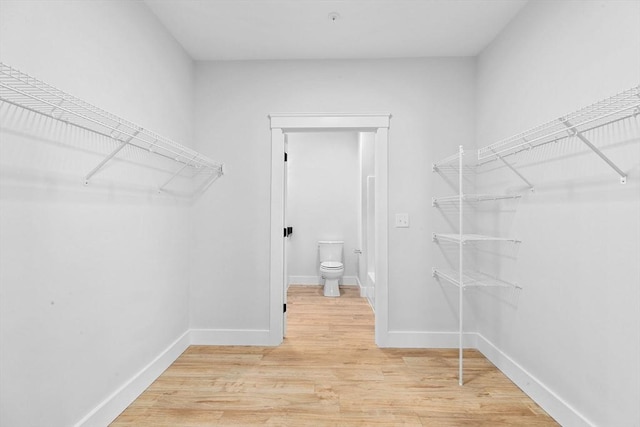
[144,0,528,61]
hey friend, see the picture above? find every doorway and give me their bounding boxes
[285,131,360,289]
[268,113,391,346]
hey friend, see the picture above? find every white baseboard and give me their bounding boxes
[289,275,369,301]
[384,330,478,348]
[190,328,272,346]
[384,331,593,426]
[76,329,591,427]
[288,275,360,286]
[74,330,190,427]
[476,334,594,427]
[288,275,321,285]
[76,328,273,426]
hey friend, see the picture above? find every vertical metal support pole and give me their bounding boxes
[491,149,535,191]
[458,145,464,386]
[561,119,627,184]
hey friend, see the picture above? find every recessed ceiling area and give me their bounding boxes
[144,0,528,61]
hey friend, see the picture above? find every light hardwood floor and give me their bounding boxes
[112,285,558,426]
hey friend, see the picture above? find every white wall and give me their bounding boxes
[0,1,195,426]
[190,58,476,336]
[287,132,359,282]
[6,2,632,425]
[475,1,640,426]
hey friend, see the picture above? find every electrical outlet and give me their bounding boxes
[395,213,409,228]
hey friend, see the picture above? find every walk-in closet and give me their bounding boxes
[1,1,638,426]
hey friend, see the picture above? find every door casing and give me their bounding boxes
[268,113,391,346]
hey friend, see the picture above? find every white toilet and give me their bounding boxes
[318,241,345,297]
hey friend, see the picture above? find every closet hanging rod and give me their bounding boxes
[477,86,640,162]
[0,63,224,177]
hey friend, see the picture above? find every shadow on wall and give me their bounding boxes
[0,102,220,201]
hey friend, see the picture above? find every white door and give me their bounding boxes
[283,134,289,337]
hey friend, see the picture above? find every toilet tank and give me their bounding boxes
[318,241,344,262]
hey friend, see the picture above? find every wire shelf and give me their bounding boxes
[432,147,480,172]
[433,233,521,244]
[0,62,224,189]
[432,193,521,206]
[431,145,523,385]
[477,86,640,161]
[432,268,520,290]
[432,150,463,169]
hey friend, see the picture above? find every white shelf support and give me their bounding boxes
[0,62,224,193]
[432,149,463,171]
[561,119,627,184]
[84,130,140,185]
[432,268,461,288]
[84,142,127,185]
[51,98,65,119]
[457,145,464,386]
[477,86,640,186]
[491,148,535,191]
[432,145,523,387]
[158,154,199,193]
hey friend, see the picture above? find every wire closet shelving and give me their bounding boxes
[477,85,640,186]
[0,62,224,193]
[432,145,521,386]
[431,85,640,386]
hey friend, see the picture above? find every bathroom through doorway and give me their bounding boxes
[268,113,391,347]
[284,131,374,307]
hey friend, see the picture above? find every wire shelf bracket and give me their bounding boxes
[84,129,140,185]
[158,154,200,193]
[491,148,535,191]
[0,62,224,193]
[477,86,640,184]
[432,148,463,172]
[561,119,627,184]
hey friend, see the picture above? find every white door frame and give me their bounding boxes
[268,113,391,346]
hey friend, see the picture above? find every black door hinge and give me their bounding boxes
[284,227,293,237]
[284,152,288,162]
[283,303,287,313]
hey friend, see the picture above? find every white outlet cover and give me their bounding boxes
[395,213,409,228]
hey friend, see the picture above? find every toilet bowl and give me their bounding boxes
[318,241,344,297]
[320,261,344,297]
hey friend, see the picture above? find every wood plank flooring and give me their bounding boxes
[112,285,558,426]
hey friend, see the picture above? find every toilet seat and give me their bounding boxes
[317,241,344,297]
[320,261,343,270]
